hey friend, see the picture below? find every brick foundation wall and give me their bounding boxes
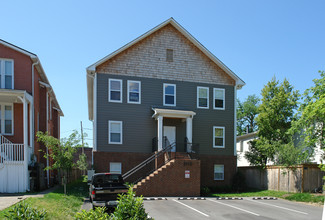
[135,159,201,197]
[199,154,237,188]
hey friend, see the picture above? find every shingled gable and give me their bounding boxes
[87,18,245,120]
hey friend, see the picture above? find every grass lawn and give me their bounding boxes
[0,177,88,220]
[211,189,324,204]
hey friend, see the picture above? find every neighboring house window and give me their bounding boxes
[0,59,14,89]
[166,49,173,62]
[213,88,225,110]
[163,83,176,106]
[213,126,225,148]
[108,121,122,144]
[214,164,224,180]
[197,87,209,109]
[109,79,122,103]
[0,104,13,135]
[110,162,122,174]
[127,80,141,104]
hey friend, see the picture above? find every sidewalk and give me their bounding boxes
[0,185,60,211]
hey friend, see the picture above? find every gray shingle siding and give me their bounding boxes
[96,73,234,156]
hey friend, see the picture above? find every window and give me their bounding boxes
[0,104,13,135]
[213,88,225,110]
[109,79,122,103]
[127,80,141,104]
[213,126,225,148]
[110,162,122,174]
[0,59,13,89]
[197,87,209,109]
[163,83,176,106]
[166,49,173,62]
[214,165,224,180]
[109,121,122,144]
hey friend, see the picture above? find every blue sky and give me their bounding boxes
[1,1,324,146]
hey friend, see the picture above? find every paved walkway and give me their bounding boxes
[0,186,60,211]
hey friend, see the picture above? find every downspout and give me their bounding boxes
[31,61,38,154]
[234,84,237,171]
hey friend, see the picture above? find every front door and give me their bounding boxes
[163,126,176,152]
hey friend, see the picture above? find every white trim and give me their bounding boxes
[197,86,209,109]
[163,83,176,106]
[108,120,123,144]
[108,79,122,103]
[86,18,245,87]
[214,164,224,180]
[110,162,122,174]
[213,126,225,148]
[127,80,141,104]
[93,73,97,151]
[213,88,225,110]
[152,108,196,119]
[0,59,14,89]
[0,103,14,135]
[234,86,237,156]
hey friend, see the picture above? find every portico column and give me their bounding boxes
[157,116,163,151]
[23,96,29,191]
[186,117,193,152]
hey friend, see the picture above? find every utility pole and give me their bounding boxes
[81,121,84,154]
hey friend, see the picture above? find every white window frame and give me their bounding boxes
[0,59,14,89]
[127,80,141,104]
[108,79,123,103]
[197,86,209,109]
[163,83,176,106]
[213,126,225,148]
[213,88,225,110]
[0,103,14,135]
[108,120,123,144]
[214,164,224,180]
[110,162,122,174]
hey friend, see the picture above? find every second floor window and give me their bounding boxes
[109,79,122,103]
[0,59,13,89]
[127,80,141,104]
[163,83,176,106]
[214,88,225,110]
[0,104,13,135]
[109,120,122,144]
[197,87,209,109]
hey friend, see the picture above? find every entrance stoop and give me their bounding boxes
[134,159,201,197]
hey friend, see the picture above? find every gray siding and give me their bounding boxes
[96,73,234,156]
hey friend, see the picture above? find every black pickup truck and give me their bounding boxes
[89,173,128,210]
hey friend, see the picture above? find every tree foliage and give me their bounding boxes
[245,77,300,167]
[237,94,260,135]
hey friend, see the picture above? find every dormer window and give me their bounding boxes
[0,59,13,89]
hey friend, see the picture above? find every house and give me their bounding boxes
[0,39,63,193]
[236,131,324,167]
[86,18,245,196]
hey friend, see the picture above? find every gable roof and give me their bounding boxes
[0,39,63,116]
[86,18,245,120]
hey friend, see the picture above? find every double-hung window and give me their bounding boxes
[0,59,14,89]
[110,162,122,174]
[213,126,225,148]
[163,83,176,106]
[213,88,225,110]
[108,121,122,144]
[127,80,141,104]
[0,104,13,135]
[109,79,122,103]
[197,87,209,109]
[214,165,224,180]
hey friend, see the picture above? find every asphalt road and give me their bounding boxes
[143,198,323,220]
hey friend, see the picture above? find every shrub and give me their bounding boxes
[232,171,247,192]
[200,186,211,196]
[111,187,151,220]
[75,207,110,220]
[4,202,47,220]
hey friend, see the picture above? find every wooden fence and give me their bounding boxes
[238,164,325,193]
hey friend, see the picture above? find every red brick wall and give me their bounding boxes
[0,43,32,93]
[135,159,201,197]
[199,154,237,188]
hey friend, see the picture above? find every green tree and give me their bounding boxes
[37,130,87,194]
[245,77,300,167]
[237,95,260,135]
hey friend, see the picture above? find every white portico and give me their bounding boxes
[152,108,196,152]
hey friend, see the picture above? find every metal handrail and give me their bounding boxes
[122,141,175,181]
